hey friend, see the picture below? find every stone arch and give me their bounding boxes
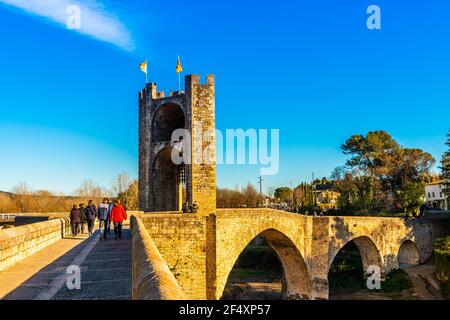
[151,147,179,211]
[397,240,420,267]
[151,103,186,144]
[329,236,384,275]
[220,228,311,300]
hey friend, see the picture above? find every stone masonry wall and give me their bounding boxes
[0,217,71,272]
[140,213,216,300]
[130,215,186,300]
[186,75,217,215]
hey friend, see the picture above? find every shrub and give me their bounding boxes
[435,237,450,297]
[380,269,411,293]
[0,193,19,212]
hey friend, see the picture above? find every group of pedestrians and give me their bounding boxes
[69,198,128,240]
[182,201,199,213]
[304,211,323,217]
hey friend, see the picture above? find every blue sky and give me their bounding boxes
[0,0,449,194]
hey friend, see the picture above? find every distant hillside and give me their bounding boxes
[0,191,100,200]
[0,192,104,214]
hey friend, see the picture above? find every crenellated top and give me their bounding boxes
[139,74,215,107]
[139,83,165,105]
[185,74,215,87]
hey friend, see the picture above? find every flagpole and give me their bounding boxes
[176,56,183,93]
[178,55,181,93]
[146,59,148,84]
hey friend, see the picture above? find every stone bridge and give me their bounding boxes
[137,209,448,300]
[0,209,447,300]
[133,74,448,299]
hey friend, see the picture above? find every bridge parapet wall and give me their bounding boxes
[130,215,186,300]
[140,212,216,300]
[0,217,71,272]
[14,212,69,218]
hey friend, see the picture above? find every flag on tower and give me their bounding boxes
[140,60,147,74]
[140,59,148,83]
[176,56,183,73]
[176,56,183,92]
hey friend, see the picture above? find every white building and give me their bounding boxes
[425,181,448,210]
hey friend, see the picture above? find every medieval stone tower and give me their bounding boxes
[138,75,216,215]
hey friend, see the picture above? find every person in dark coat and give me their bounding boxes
[190,201,199,213]
[107,200,113,234]
[86,200,98,236]
[70,204,82,236]
[79,203,88,234]
[98,198,110,240]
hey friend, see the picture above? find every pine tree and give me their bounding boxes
[442,130,450,210]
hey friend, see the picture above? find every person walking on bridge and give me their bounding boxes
[98,198,110,240]
[182,202,189,213]
[79,203,88,234]
[110,200,127,240]
[70,205,82,237]
[86,200,98,236]
[107,199,113,235]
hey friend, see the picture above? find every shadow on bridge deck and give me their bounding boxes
[0,226,131,300]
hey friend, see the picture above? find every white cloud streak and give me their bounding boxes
[0,0,134,50]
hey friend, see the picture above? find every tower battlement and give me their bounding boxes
[139,74,215,104]
[139,83,165,104]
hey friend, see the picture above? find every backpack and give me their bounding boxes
[80,208,87,221]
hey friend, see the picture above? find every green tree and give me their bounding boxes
[293,182,317,208]
[399,182,425,217]
[334,173,384,215]
[342,132,434,186]
[389,148,435,189]
[447,129,450,150]
[274,187,292,203]
[442,130,450,209]
[341,131,400,178]
[339,131,435,215]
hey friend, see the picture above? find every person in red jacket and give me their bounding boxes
[109,199,127,240]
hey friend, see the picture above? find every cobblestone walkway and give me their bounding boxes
[0,225,131,300]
